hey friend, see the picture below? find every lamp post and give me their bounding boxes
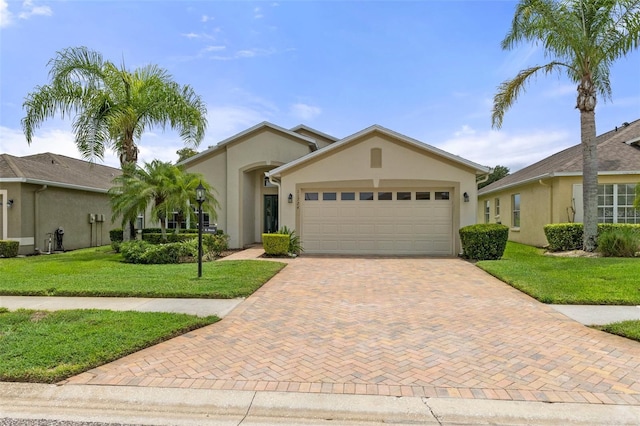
[196,182,205,278]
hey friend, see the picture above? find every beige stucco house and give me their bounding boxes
[478,119,640,247]
[0,153,121,255]
[182,122,489,256]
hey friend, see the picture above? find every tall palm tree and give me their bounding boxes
[492,0,640,251]
[109,160,217,240]
[22,46,207,167]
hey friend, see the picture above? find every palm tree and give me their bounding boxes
[22,46,207,167]
[492,0,640,251]
[109,160,217,240]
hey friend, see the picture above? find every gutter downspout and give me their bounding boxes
[476,173,490,186]
[34,185,48,253]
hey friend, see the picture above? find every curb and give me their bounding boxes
[2,383,640,425]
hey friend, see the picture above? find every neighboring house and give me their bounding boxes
[478,119,640,247]
[182,122,489,256]
[0,153,121,255]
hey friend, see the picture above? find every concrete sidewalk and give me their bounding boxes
[2,382,640,425]
[0,295,243,318]
[2,294,640,325]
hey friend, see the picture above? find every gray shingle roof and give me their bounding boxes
[479,119,640,195]
[0,153,121,192]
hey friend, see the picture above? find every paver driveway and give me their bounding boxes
[65,257,640,405]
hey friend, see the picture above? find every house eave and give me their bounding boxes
[478,174,552,196]
[0,178,109,193]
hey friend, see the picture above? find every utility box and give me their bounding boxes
[96,214,105,222]
[88,214,95,223]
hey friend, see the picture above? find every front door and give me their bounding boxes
[264,194,278,233]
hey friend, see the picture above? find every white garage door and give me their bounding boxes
[301,189,453,256]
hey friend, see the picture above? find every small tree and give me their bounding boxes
[479,165,510,189]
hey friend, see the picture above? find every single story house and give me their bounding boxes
[181,122,489,256]
[478,119,640,247]
[0,153,121,255]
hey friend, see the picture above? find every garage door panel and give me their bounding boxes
[302,189,453,255]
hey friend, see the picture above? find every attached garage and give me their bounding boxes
[301,188,453,255]
[266,125,489,256]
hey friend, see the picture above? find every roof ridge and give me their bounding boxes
[1,154,25,178]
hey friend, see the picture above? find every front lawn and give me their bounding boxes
[0,308,218,383]
[596,320,640,342]
[477,242,640,305]
[0,246,285,298]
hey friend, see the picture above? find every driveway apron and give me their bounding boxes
[64,258,640,405]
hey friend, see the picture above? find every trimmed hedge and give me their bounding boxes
[109,228,124,243]
[459,224,509,260]
[0,240,19,258]
[262,233,289,256]
[120,239,198,264]
[544,223,640,251]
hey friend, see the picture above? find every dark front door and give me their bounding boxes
[264,194,278,233]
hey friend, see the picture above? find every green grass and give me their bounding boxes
[477,242,640,305]
[0,246,285,298]
[0,308,218,383]
[595,320,640,342]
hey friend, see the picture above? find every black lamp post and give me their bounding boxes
[196,182,205,278]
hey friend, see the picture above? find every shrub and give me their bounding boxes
[109,228,124,243]
[0,240,19,258]
[142,233,199,244]
[459,224,509,260]
[544,223,584,251]
[544,223,640,251]
[204,233,229,258]
[277,226,303,255]
[120,239,199,264]
[111,241,121,253]
[597,228,640,257]
[262,233,289,256]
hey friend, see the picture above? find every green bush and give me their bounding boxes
[459,224,509,260]
[120,239,199,264]
[0,240,19,258]
[111,241,121,253]
[597,228,640,257]
[545,223,640,251]
[544,223,584,251]
[142,233,199,244]
[203,233,229,257]
[109,228,124,243]
[277,226,303,255]
[262,233,289,256]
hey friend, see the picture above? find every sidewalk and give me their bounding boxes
[2,383,640,425]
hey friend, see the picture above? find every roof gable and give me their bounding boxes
[0,153,121,192]
[179,121,318,166]
[268,124,490,178]
[479,119,640,195]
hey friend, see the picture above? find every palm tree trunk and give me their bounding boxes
[580,109,598,251]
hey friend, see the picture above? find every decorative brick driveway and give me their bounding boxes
[65,257,640,405]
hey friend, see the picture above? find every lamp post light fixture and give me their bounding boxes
[196,182,206,278]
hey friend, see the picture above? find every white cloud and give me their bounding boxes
[201,14,212,23]
[203,45,225,52]
[181,32,200,39]
[254,7,263,19]
[210,48,276,61]
[290,103,322,121]
[0,126,120,167]
[18,0,52,20]
[204,106,269,145]
[437,125,573,172]
[0,0,13,27]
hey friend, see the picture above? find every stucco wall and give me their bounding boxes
[479,174,640,247]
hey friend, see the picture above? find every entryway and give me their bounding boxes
[264,194,278,233]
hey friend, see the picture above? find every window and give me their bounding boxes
[484,200,490,224]
[135,214,144,230]
[512,194,521,228]
[370,148,382,168]
[378,192,392,200]
[397,192,411,201]
[495,198,500,217]
[359,192,374,201]
[598,184,640,224]
[304,192,319,201]
[323,192,337,201]
[416,192,430,200]
[341,192,355,201]
[435,191,450,200]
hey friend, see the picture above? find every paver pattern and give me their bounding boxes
[65,257,640,405]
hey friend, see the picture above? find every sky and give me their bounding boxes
[1,0,639,173]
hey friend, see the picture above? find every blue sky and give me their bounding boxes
[1,0,639,172]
